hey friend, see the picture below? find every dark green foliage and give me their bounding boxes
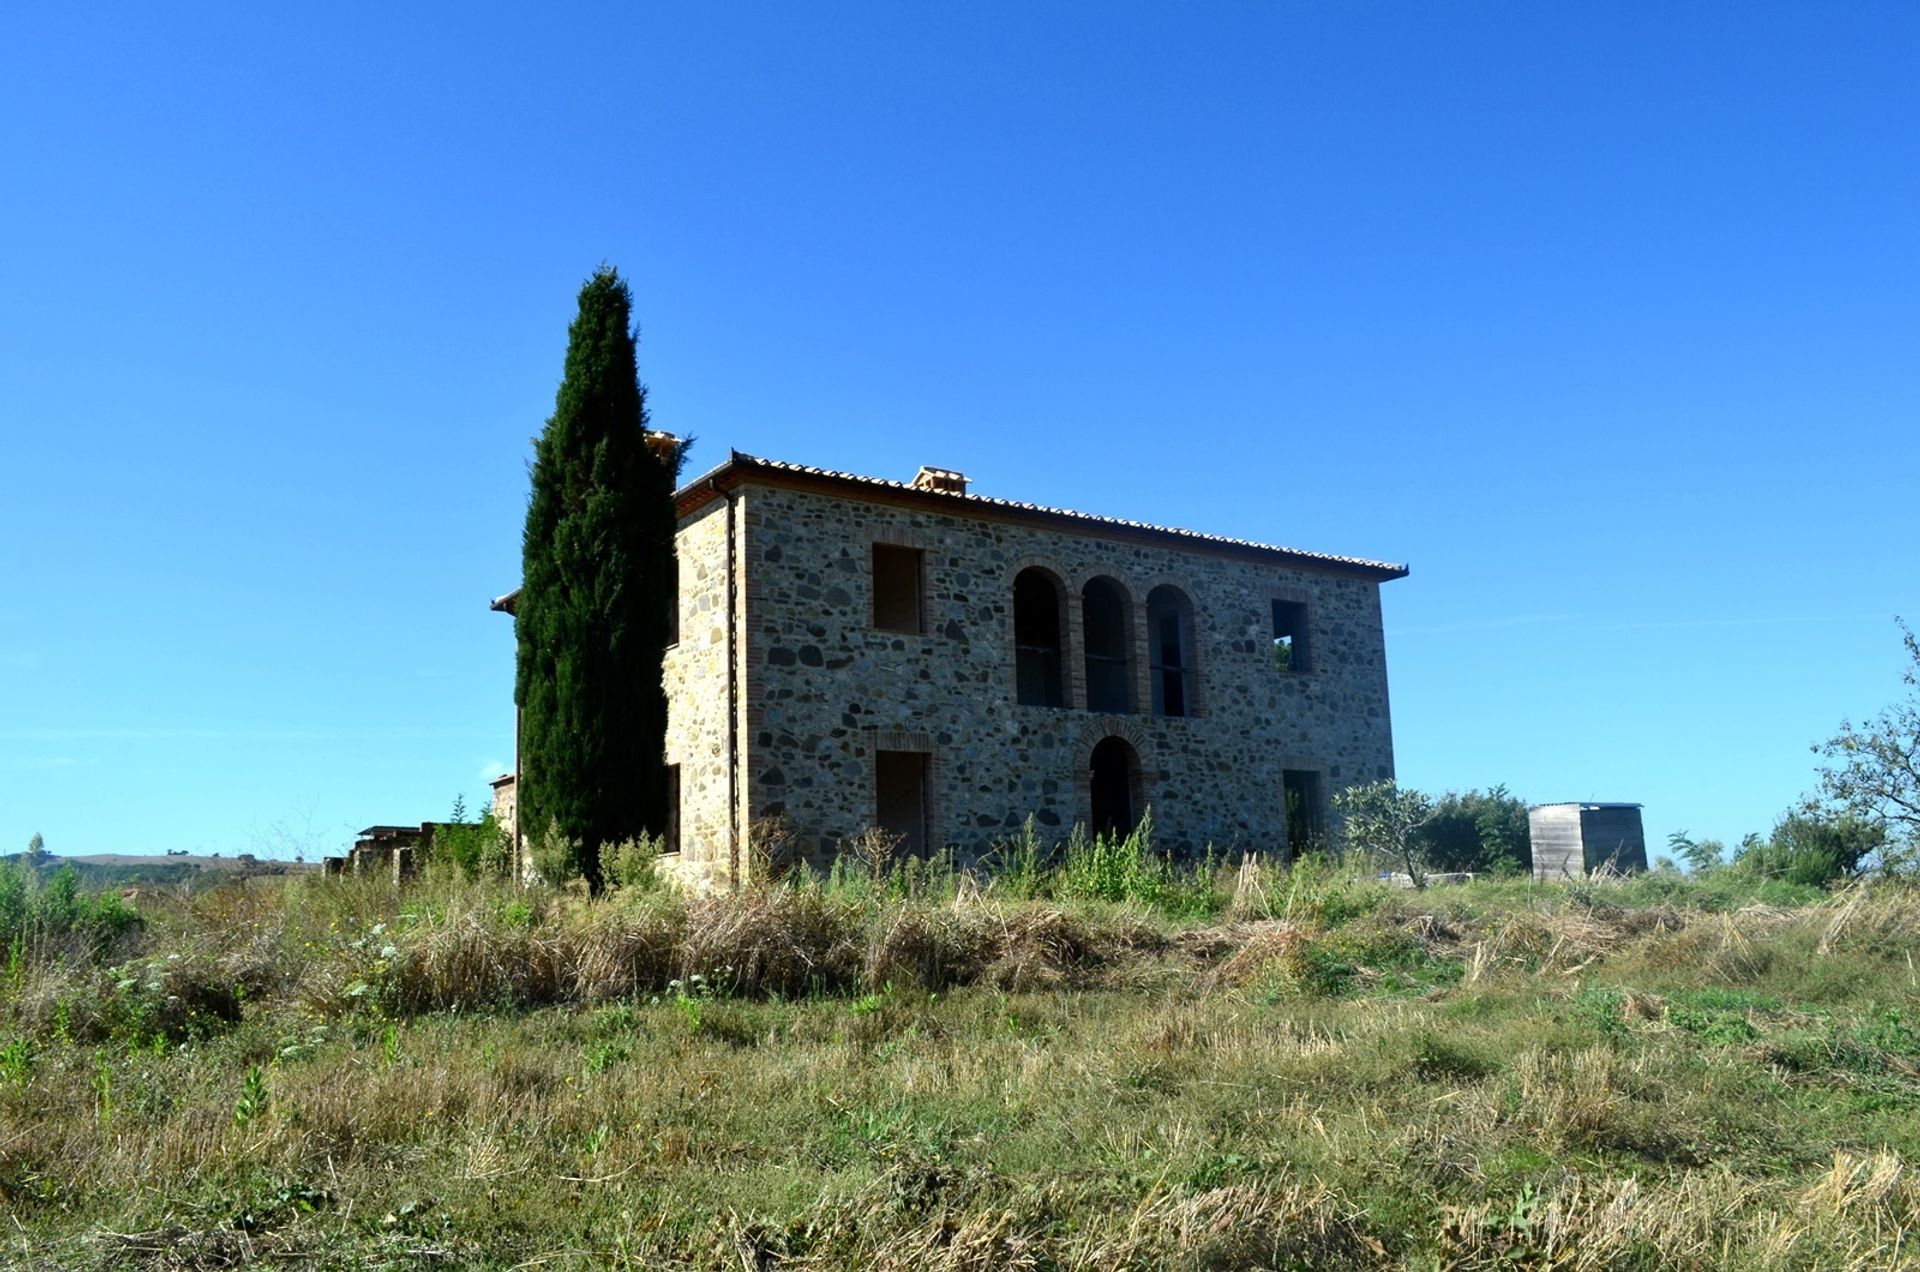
[515,267,679,888]
[1731,811,1884,887]
[1415,785,1531,874]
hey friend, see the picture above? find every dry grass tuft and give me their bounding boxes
[865,902,989,991]
[679,887,866,997]
[978,907,1127,991]
[1079,1181,1383,1269]
[1819,882,1920,956]
[1208,920,1309,987]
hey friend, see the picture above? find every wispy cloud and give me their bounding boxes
[479,757,509,781]
[0,649,40,668]
[21,756,91,770]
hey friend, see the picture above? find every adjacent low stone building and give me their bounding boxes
[494,451,1408,885]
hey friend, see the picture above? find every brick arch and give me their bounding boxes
[1006,554,1070,586]
[1071,717,1155,772]
[1140,577,1206,718]
[1005,557,1076,709]
[1137,573,1199,614]
[1067,566,1139,604]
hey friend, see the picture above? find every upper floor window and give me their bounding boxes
[1013,568,1067,707]
[1146,585,1193,717]
[1272,599,1310,673]
[873,544,924,634]
[1082,577,1133,713]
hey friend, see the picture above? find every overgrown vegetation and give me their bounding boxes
[431,809,512,882]
[4,844,1918,1268]
[0,858,140,964]
[1670,810,1891,889]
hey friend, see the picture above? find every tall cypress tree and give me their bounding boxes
[515,267,676,889]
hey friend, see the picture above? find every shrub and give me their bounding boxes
[1417,785,1531,874]
[0,860,140,964]
[435,813,511,881]
[603,833,664,892]
[1732,811,1884,887]
[527,820,581,887]
[1052,812,1220,918]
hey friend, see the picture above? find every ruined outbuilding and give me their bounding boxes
[494,451,1408,885]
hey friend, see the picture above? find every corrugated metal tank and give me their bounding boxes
[1528,803,1647,880]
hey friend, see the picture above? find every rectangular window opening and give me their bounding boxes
[1150,608,1188,717]
[1283,769,1322,856]
[667,551,680,646]
[875,750,930,858]
[872,544,924,634]
[665,764,681,855]
[1272,599,1310,673]
[1016,646,1065,707]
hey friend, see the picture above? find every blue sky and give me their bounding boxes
[3,3,1914,860]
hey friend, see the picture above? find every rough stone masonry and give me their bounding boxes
[501,451,1407,885]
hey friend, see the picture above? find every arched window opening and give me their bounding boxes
[1013,568,1066,707]
[1081,577,1132,714]
[1146,585,1193,717]
[1089,736,1140,839]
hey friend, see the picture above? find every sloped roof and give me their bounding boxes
[679,451,1409,581]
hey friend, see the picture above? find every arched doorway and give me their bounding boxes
[1089,736,1140,839]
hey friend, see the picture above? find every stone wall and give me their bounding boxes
[734,482,1397,865]
[662,498,744,879]
[488,774,516,839]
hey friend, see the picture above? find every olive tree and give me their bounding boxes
[1333,780,1437,888]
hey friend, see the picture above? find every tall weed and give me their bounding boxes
[0,860,140,964]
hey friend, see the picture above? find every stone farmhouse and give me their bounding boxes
[493,451,1407,885]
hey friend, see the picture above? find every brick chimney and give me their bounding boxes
[912,466,969,496]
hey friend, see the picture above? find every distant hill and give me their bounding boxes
[0,851,317,890]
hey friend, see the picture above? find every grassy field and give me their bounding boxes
[2,854,1917,1269]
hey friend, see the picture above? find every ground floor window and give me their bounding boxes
[1283,769,1322,856]
[875,750,930,857]
[665,764,681,855]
